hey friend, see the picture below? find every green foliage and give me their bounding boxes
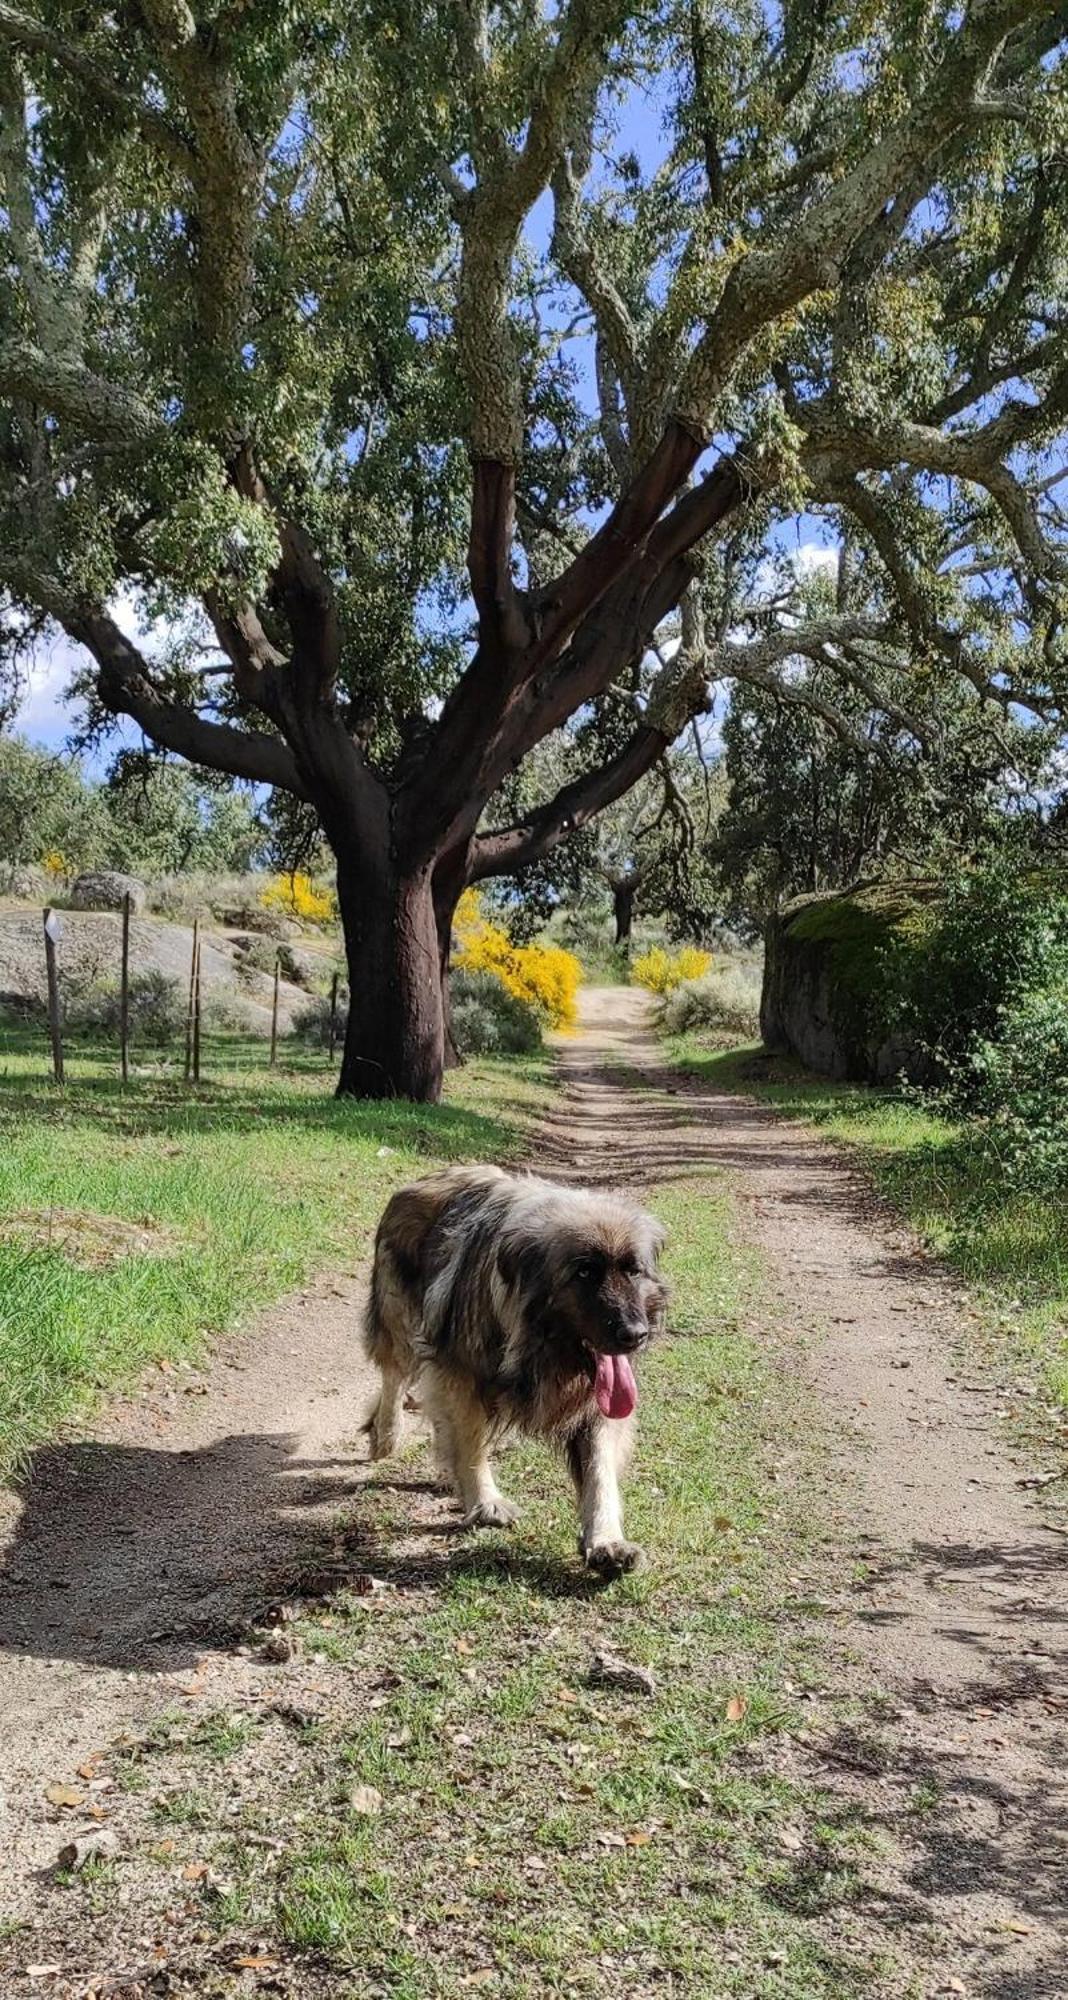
[661,964,762,1041]
[0,737,108,872]
[899,865,1068,1070]
[712,670,1055,936]
[966,984,1068,1192]
[0,736,266,881]
[449,967,543,1056]
[69,969,186,1045]
[103,753,266,877]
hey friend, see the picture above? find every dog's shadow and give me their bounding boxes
[0,1434,612,1678]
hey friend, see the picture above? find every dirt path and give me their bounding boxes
[0,1270,379,1898]
[565,989,1068,2000]
[1,988,1065,1997]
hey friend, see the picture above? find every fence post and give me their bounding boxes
[192,922,202,1084]
[185,916,200,1083]
[43,907,65,1085]
[270,949,280,1067]
[120,891,131,1084]
[329,970,339,1060]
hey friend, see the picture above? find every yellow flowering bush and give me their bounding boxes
[632,944,713,994]
[454,890,582,1031]
[261,871,337,926]
[41,850,70,880]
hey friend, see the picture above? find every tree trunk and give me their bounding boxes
[433,851,468,1072]
[334,856,445,1101]
[613,878,637,945]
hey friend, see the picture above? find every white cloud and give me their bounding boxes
[11,632,83,747]
[793,540,839,581]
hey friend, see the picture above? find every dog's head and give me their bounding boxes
[497,1189,668,1416]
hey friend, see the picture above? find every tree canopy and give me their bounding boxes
[1,0,1066,1094]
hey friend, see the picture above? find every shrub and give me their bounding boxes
[453,890,582,1030]
[293,991,348,1047]
[450,969,543,1055]
[661,964,761,1041]
[261,872,336,927]
[202,991,265,1036]
[968,984,1068,1190]
[69,969,185,1044]
[632,945,713,994]
[902,863,1068,1073]
[233,933,279,985]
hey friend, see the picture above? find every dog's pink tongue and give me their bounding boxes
[594,1353,637,1420]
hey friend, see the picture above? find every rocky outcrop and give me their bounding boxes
[761,882,939,1083]
[71,871,148,914]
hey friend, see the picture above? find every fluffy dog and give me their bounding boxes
[363,1165,668,1574]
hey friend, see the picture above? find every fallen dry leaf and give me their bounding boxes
[182,1862,209,1882]
[56,1827,120,1872]
[725,1694,749,1724]
[625,1829,653,1847]
[233,1957,281,1971]
[595,1830,627,1849]
[44,1784,85,1809]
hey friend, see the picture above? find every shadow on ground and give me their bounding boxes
[0,1434,605,1676]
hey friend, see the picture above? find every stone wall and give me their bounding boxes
[760,882,940,1083]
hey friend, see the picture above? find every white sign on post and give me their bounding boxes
[44,910,63,943]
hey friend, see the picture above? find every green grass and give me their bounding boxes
[668,1038,1068,1405]
[0,1021,552,1474]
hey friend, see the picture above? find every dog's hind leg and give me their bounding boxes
[568,1416,645,1576]
[425,1370,518,1528]
[368,1359,406,1460]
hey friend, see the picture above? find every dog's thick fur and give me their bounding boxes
[363,1165,668,1574]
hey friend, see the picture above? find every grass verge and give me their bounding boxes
[0,1025,552,1475]
[667,1037,1068,1406]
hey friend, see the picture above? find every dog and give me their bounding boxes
[363,1164,668,1574]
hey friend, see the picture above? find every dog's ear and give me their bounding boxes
[645,1214,668,1265]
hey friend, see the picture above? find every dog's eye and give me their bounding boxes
[575,1259,602,1283]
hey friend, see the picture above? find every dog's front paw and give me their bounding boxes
[582,1537,646,1577]
[463,1496,520,1528]
[368,1425,398,1462]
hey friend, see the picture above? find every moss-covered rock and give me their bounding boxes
[760,881,941,1082]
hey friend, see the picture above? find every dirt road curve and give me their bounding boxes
[1,987,1065,1997]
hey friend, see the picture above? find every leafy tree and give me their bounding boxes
[0,1,1065,1097]
[712,648,1061,931]
[0,734,107,870]
[102,750,265,876]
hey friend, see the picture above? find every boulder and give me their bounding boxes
[0,862,52,902]
[71,871,148,914]
[761,881,939,1084]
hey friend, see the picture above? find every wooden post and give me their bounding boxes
[270,949,281,1067]
[43,907,64,1085]
[120,891,131,1084]
[329,970,339,1060]
[185,917,200,1083]
[192,921,202,1084]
